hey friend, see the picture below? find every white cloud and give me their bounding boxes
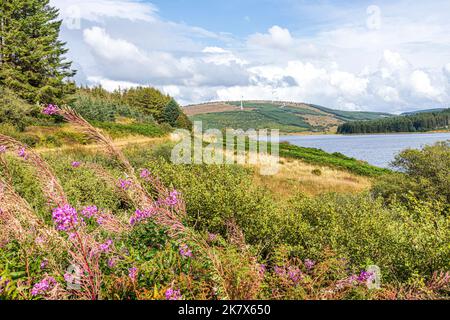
[51,0,157,22]
[248,26,294,49]
[410,70,441,99]
[201,47,247,66]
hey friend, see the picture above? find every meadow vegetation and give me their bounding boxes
[0,105,449,300]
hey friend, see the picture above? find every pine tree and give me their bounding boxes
[0,0,75,104]
[162,98,181,127]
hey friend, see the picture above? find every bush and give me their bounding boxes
[373,142,450,211]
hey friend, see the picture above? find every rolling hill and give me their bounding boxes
[184,101,392,133]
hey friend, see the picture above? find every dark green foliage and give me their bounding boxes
[162,99,181,127]
[69,90,155,123]
[0,0,75,104]
[122,86,171,121]
[373,142,450,210]
[338,109,450,134]
[175,112,193,130]
[311,104,392,121]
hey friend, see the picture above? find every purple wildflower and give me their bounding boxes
[71,161,81,168]
[63,273,73,283]
[304,259,316,271]
[165,287,182,300]
[179,244,193,258]
[128,267,138,282]
[107,258,117,268]
[40,259,48,270]
[52,205,79,232]
[81,205,98,219]
[287,267,302,284]
[165,190,180,207]
[140,169,151,179]
[0,145,6,153]
[118,179,132,191]
[129,207,156,225]
[31,276,57,296]
[42,104,59,115]
[99,239,113,253]
[357,271,374,283]
[18,147,27,159]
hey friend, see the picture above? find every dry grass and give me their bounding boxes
[253,157,372,198]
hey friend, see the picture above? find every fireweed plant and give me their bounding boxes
[0,104,448,300]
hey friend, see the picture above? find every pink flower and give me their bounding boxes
[64,273,73,283]
[81,206,98,219]
[71,161,81,168]
[165,190,180,207]
[52,205,79,232]
[118,179,132,191]
[18,147,27,159]
[179,244,193,258]
[287,267,302,284]
[140,169,151,179]
[0,145,6,153]
[31,276,56,296]
[107,258,117,268]
[129,207,156,225]
[99,239,113,253]
[165,287,182,300]
[128,267,138,282]
[42,104,59,115]
[40,259,48,270]
[304,259,316,270]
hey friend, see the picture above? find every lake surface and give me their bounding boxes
[280,133,450,168]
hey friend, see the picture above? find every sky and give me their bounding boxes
[51,0,450,113]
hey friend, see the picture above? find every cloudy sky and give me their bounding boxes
[51,0,450,113]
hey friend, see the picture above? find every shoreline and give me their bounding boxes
[280,130,450,137]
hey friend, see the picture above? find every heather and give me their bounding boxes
[1,108,449,300]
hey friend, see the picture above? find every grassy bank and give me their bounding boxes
[279,143,390,177]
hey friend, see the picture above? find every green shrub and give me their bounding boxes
[373,141,450,210]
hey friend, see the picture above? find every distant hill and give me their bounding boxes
[338,108,450,134]
[184,101,392,133]
[401,108,446,116]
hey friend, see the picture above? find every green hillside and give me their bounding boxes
[186,101,392,133]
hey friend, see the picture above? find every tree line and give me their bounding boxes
[337,109,450,134]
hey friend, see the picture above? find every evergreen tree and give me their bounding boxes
[122,87,171,121]
[0,0,75,104]
[162,98,181,127]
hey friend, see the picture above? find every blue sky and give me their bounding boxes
[51,0,450,113]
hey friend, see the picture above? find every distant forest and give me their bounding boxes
[337,109,450,134]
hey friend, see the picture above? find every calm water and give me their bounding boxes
[280,133,450,168]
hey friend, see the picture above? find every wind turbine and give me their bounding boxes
[240,95,244,111]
